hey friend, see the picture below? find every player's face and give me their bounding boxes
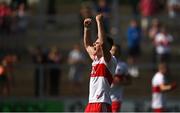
[162,67,167,74]
[93,40,102,56]
[159,65,167,75]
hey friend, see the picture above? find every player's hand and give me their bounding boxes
[84,18,92,28]
[96,13,103,22]
[171,82,177,90]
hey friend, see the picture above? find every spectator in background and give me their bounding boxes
[95,0,111,33]
[79,2,94,38]
[130,0,140,17]
[47,46,62,96]
[154,25,173,65]
[46,0,57,26]
[152,63,177,112]
[149,18,161,70]
[139,0,158,34]
[15,3,28,33]
[0,60,9,96]
[167,0,180,18]
[31,46,48,97]
[0,54,17,96]
[68,44,86,94]
[2,54,17,83]
[127,19,142,78]
[0,2,5,33]
[10,0,28,10]
[0,2,12,34]
[149,19,161,42]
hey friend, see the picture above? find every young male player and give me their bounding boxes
[110,44,131,112]
[83,14,116,112]
[152,63,177,112]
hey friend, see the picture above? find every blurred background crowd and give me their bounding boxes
[0,0,180,112]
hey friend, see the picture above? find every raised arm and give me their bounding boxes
[84,18,92,48]
[83,18,95,60]
[96,14,111,62]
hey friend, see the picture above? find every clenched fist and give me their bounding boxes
[84,18,92,28]
[96,13,103,22]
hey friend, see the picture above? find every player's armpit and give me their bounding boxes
[86,46,95,60]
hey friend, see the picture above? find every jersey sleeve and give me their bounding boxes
[153,73,165,86]
[106,56,117,76]
[157,75,165,85]
[115,62,128,76]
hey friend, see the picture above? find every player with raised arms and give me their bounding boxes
[83,13,117,112]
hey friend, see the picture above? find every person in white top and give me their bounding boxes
[110,44,131,112]
[152,63,177,112]
[154,26,173,64]
[83,14,117,112]
[68,44,86,95]
[68,44,85,84]
[167,0,180,18]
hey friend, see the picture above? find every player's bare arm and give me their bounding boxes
[83,18,95,59]
[159,83,172,91]
[96,14,111,62]
[113,75,131,86]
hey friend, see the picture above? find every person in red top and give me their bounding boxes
[84,14,116,112]
[139,0,158,33]
[0,2,12,33]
